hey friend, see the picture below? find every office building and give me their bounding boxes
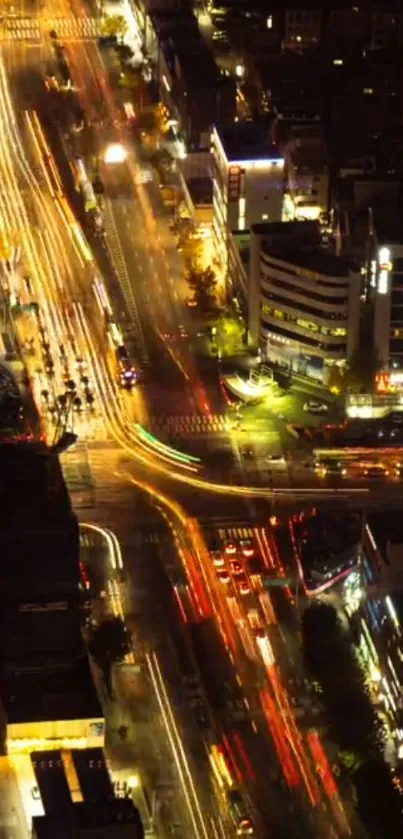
[0,441,104,756]
[281,121,329,220]
[372,242,403,370]
[3,657,105,755]
[283,7,322,51]
[211,122,284,275]
[156,10,235,149]
[32,799,144,839]
[248,221,360,381]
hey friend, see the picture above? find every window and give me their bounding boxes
[267,14,273,29]
[261,277,348,307]
[260,317,346,351]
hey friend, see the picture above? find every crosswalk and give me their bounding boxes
[80,528,161,548]
[148,413,231,436]
[2,16,102,43]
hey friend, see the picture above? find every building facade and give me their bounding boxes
[373,243,403,369]
[211,123,284,276]
[248,221,360,381]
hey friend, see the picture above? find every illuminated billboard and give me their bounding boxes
[377,246,392,295]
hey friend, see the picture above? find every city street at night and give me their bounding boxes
[1,3,403,839]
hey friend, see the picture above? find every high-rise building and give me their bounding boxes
[248,221,360,381]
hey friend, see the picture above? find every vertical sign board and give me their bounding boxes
[228,166,241,201]
[377,247,392,295]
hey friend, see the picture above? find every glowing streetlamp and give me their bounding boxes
[103,143,128,164]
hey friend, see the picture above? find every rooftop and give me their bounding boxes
[0,523,79,597]
[2,653,102,724]
[264,246,352,278]
[186,177,212,205]
[174,44,219,87]
[252,221,352,276]
[33,800,144,839]
[215,121,281,163]
[152,10,200,45]
[0,442,73,531]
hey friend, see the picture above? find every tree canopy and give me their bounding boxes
[89,616,130,672]
[345,343,381,393]
[100,15,128,39]
[187,266,218,315]
[301,603,403,836]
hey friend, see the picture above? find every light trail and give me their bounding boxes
[146,652,212,839]
[307,730,351,836]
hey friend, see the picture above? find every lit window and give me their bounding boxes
[296,35,302,42]
[267,15,273,29]
[333,58,343,65]
[262,213,268,220]
[363,88,374,95]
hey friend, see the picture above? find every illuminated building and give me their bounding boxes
[155,10,235,148]
[372,243,403,370]
[248,221,360,382]
[4,659,105,755]
[281,123,329,221]
[211,122,284,279]
[283,7,322,51]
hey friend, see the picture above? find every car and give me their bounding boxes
[237,578,251,596]
[247,609,263,630]
[266,453,285,464]
[315,459,346,477]
[230,559,243,576]
[211,550,225,568]
[303,401,329,414]
[363,465,389,479]
[216,569,230,584]
[240,539,254,557]
[224,540,237,555]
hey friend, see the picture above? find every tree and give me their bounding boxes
[187,266,218,315]
[301,603,383,758]
[180,233,204,272]
[216,316,244,356]
[114,43,135,63]
[345,343,381,393]
[137,109,159,136]
[300,602,403,835]
[354,759,403,838]
[89,616,130,697]
[100,15,128,41]
[326,365,345,395]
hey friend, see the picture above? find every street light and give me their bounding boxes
[103,143,128,165]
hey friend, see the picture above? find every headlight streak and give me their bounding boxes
[146,652,211,839]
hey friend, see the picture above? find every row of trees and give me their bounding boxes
[89,615,130,699]
[302,603,403,837]
[177,227,219,316]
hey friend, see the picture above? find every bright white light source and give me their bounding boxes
[103,143,127,164]
[235,64,245,78]
[256,633,274,667]
[267,15,273,29]
[379,247,390,265]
